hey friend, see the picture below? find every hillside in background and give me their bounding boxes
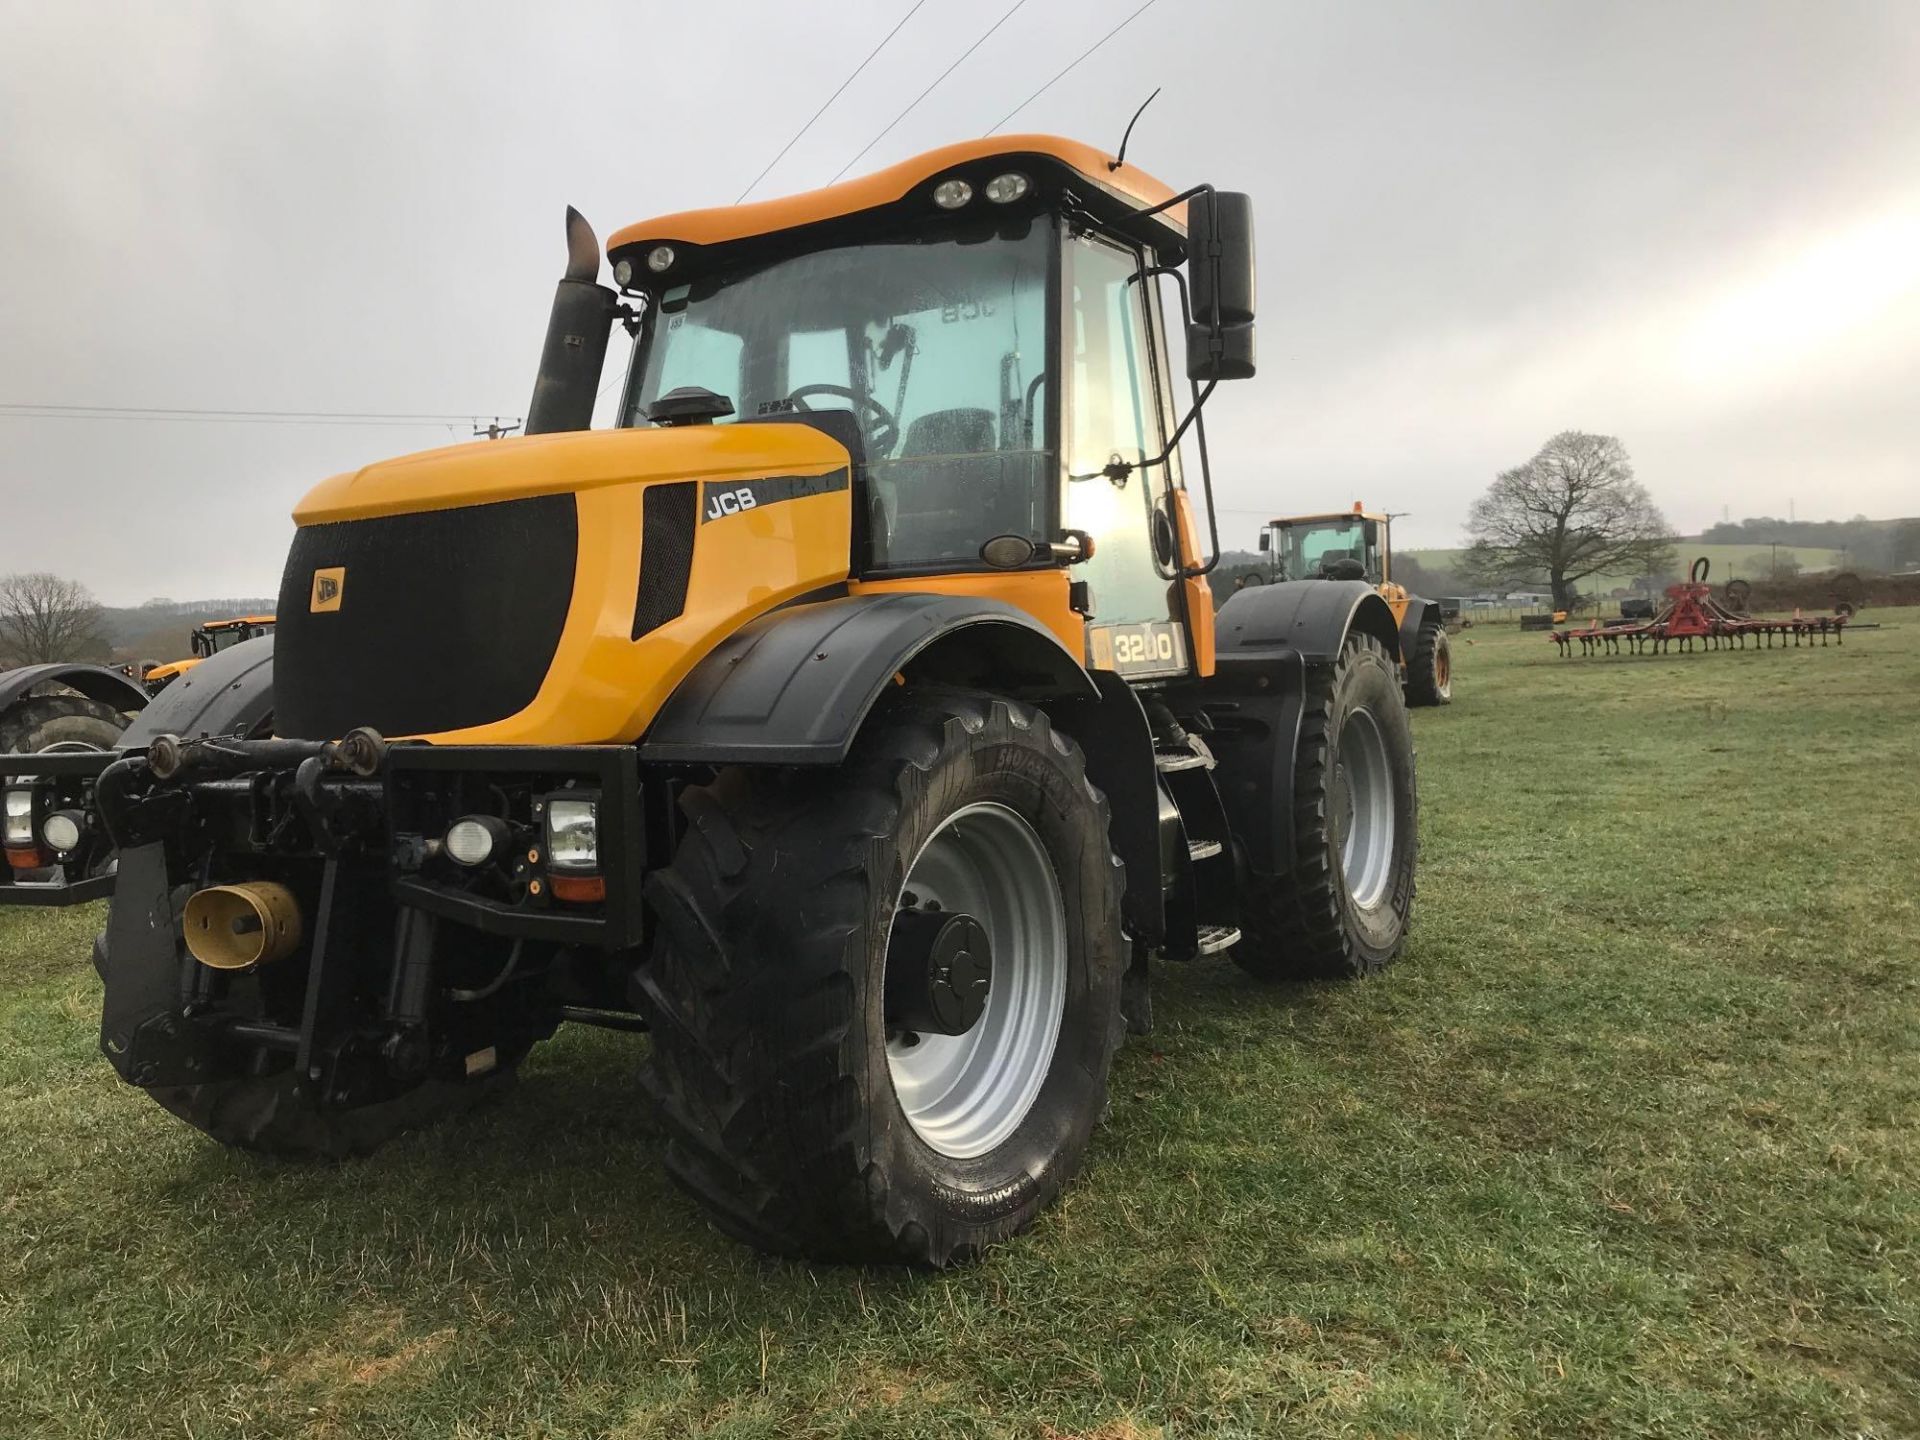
[101,598,277,663]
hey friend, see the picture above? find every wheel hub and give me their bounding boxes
[883,802,1067,1160]
[886,905,992,1036]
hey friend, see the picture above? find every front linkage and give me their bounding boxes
[14,729,653,1133]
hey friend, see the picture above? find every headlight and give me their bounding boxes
[646,244,676,273]
[932,177,973,210]
[444,815,507,867]
[612,257,634,288]
[545,796,599,872]
[984,171,1030,204]
[41,811,82,854]
[3,788,35,847]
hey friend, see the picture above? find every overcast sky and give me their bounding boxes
[2,0,1915,603]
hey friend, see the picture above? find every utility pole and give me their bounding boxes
[1770,541,1780,581]
[474,416,522,441]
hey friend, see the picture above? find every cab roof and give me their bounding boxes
[1272,509,1390,526]
[607,134,1187,260]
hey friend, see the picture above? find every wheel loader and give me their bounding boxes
[1259,505,1452,705]
[1,135,1418,1264]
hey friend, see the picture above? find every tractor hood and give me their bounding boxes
[275,421,857,746]
[294,422,850,525]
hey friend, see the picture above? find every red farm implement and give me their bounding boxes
[1552,559,1850,657]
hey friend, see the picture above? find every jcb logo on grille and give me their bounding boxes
[705,487,758,521]
[310,567,346,613]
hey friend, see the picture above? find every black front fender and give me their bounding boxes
[1215,579,1401,664]
[1397,595,1442,658]
[121,637,275,745]
[640,592,1096,766]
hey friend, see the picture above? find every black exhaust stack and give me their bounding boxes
[524,207,617,435]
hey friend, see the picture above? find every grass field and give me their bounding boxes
[3,622,1916,1438]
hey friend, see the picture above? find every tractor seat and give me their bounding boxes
[871,408,1039,565]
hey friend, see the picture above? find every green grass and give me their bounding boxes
[3,623,1917,1438]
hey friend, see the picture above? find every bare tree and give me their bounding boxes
[1460,432,1676,611]
[0,572,111,667]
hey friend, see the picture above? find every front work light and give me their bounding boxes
[984,172,1030,204]
[646,245,676,273]
[41,811,82,854]
[545,796,599,872]
[932,178,973,210]
[612,257,634,288]
[445,815,508,868]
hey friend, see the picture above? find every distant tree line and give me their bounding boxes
[1700,515,1920,573]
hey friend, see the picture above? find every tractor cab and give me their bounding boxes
[190,615,276,659]
[1262,504,1390,587]
[592,137,1249,684]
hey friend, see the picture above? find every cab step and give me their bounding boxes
[1155,748,1212,773]
[1186,837,1223,861]
[1194,924,1241,955]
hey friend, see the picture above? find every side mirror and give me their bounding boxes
[1363,519,1379,549]
[1257,529,1271,552]
[1186,190,1256,382]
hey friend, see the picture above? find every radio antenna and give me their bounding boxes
[1109,86,1161,171]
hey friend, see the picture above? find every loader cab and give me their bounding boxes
[605,143,1255,685]
[1263,509,1390,586]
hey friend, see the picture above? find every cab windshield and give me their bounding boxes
[624,219,1053,570]
[1274,518,1378,582]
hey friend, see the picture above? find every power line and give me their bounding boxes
[986,0,1159,136]
[0,402,518,429]
[737,0,931,203]
[832,0,1030,183]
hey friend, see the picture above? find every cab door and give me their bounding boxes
[1061,232,1188,681]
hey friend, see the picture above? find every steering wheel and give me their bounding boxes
[787,384,899,458]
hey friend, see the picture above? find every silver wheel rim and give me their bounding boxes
[1333,707,1396,909]
[885,802,1067,1160]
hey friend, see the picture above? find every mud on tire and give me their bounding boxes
[1236,632,1418,981]
[636,688,1127,1266]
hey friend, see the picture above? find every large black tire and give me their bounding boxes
[1236,633,1418,981]
[0,692,131,754]
[146,1057,523,1160]
[637,689,1126,1265]
[1404,620,1452,707]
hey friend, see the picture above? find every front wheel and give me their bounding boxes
[1404,621,1452,706]
[637,689,1126,1265]
[1236,632,1418,981]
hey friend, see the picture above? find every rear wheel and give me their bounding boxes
[1404,620,1452,706]
[1236,633,1418,981]
[637,689,1125,1265]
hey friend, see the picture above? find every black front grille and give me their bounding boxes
[274,494,578,739]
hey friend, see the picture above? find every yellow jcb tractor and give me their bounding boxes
[136,615,276,694]
[1,136,1418,1265]
[1260,504,1452,705]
